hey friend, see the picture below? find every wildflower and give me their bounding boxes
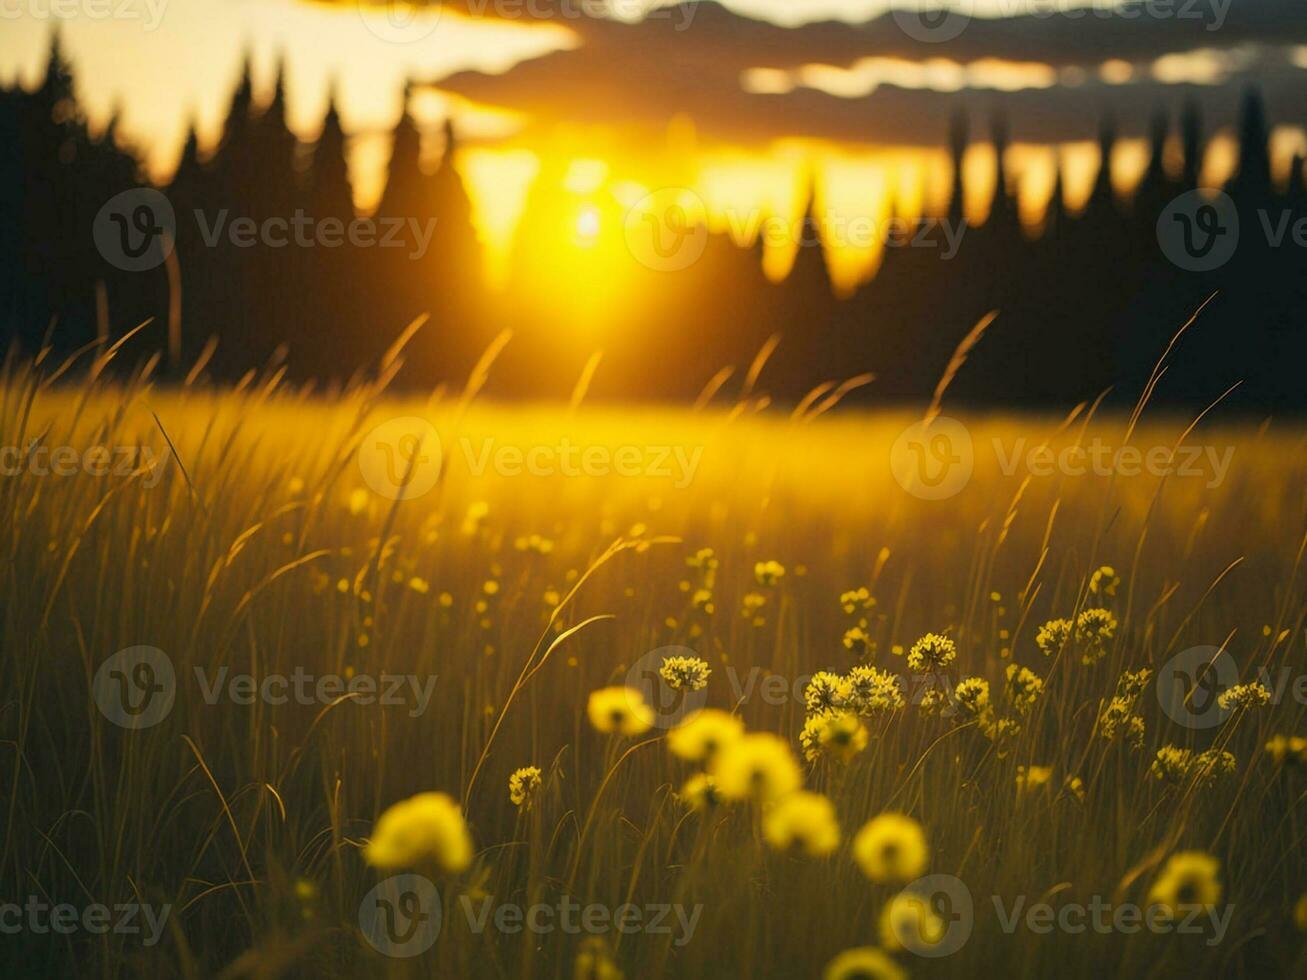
[667,709,744,762]
[907,633,957,672]
[1062,775,1086,803]
[574,936,624,980]
[853,813,929,884]
[508,766,542,807]
[917,687,952,717]
[1035,618,1072,657]
[1115,667,1152,701]
[801,711,869,764]
[804,671,851,716]
[1089,565,1120,597]
[823,947,905,980]
[364,792,474,873]
[1265,735,1307,768]
[763,791,841,856]
[952,676,991,718]
[1217,682,1271,712]
[1016,764,1053,794]
[1098,697,1146,749]
[844,665,905,715]
[842,625,875,659]
[754,560,785,586]
[1150,746,1195,785]
[659,655,712,691]
[1191,749,1237,786]
[1074,608,1117,664]
[879,890,947,953]
[741,592,767,622]
[687,547,718,572]
[586,687,655,737]
[711,733,802,802]
[1005,663,1044,714]
[677,772,722,812]
[840,587,874,615]
[1147,851,1221,916]
[691,588,714,614]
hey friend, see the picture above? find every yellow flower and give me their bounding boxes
[880,890,947,952]
[800,711,869,764]
[907,632,957,672]
[839,587,875,614]
[844,665,905,714]
[1062,775,1086,803]
[1035,617,1072,657]
[1074,608,1116,664]
[1265,735,1307,768]
[586,686,654,736]
[1089,565,1120,597]
[754,560,785,586]
[667,709,744,762]
[1217,682,1271,711]
[710,732,802,802]
[1016,764,1053,794]
[952,676,990,718]
[1295,893,1307,932]
[804,671,851,715]
[1004,664,1044,714]
[853,813,929,883]
[574,935,624,980]
[1147,851,1221,916]
[508,766,542,807]
[823,946,905,980]
[677,772,722,812]
[364,791,474,873]
[659,655,712,691]
[763,791,841,856]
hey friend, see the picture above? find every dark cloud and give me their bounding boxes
[424,0,1307,145]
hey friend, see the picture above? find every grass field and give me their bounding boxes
[1,343,1305,979]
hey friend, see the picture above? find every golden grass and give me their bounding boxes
[0,351,1304,978]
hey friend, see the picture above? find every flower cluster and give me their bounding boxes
[659,654,712,691]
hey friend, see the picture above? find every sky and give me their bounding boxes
[4,0,1307,290]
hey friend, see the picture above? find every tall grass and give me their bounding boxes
[0,340,1304,978]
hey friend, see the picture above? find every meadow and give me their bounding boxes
[0,336,1304,979]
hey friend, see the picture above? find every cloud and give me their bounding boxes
[426,1,1307,146]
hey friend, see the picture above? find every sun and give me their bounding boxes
[574,204,601,246]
